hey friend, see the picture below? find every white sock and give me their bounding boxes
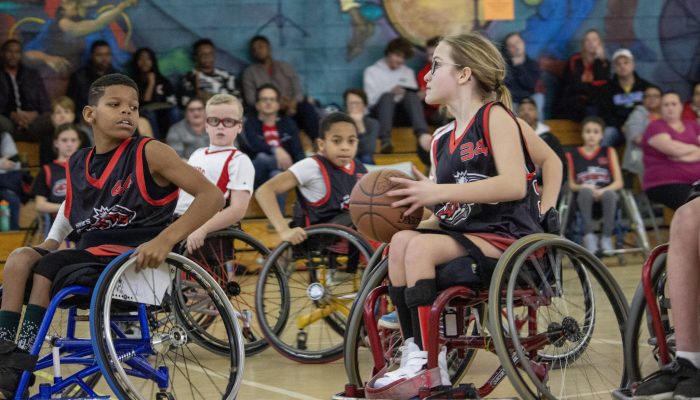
[677,351,700,368]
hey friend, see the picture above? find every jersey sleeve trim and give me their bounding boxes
[135,138,180,206]
[306,156,331,207]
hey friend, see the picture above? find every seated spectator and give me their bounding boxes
[238,84,304,193]
[559,29,610,121]
[642,91,700,210]
[622,85,662,179]
[417,36,450,126]
[67,40,117,120]
[503,32,542,112]
[363,37,430,162]
[30,96,90,165]
[32,124,80,217]
[167,97,208,159]
[0,130,21,230]
[344,88,378,164]
[565,116,623,254]
[0,39,50,141]
[130,47,181,140]
[682,81,700,124]
[600,49,652,147]
[242,35,320,141]
[517,97,566,184]
[180,38,239,107]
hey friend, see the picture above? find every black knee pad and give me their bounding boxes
[405,279,437,308]
[388,285,407,308]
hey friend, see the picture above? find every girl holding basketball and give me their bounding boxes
[371,32,562,390]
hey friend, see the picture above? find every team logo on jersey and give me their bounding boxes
[340,194,351,210]
[51,179,67,197]
[89,205,136,230]
[576,166,611,187]
[434,170,488,225]
[111,175,133,196]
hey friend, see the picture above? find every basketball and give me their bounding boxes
[349,169,423,243]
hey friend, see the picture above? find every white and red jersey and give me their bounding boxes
[175,146,254,215]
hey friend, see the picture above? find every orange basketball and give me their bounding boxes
[349,169,423,243]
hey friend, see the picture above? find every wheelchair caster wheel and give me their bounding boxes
[297,331,308,350]
[156,392,175,400]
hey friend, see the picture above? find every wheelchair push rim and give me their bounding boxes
[90,252,245,400]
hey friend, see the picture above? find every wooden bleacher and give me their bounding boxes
[545,119,583,146]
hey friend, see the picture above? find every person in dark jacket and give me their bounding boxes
[0,39,51,140]
[67,40,117,120]
[503,32,541,107]
[559,29,610,121]
[238,83,305,189]
[600,48,652,147]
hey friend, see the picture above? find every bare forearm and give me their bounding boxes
[540,158,563,212]
[198,204,247,234]
[438,175,527,205]
[255,186,288,232]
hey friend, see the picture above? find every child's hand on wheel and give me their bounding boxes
[133,236,173,272]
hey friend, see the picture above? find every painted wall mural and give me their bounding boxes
[1,0,698,114]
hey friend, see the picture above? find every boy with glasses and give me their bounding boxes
[173,93,254,254]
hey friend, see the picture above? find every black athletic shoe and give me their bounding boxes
[0,339,36,399]
[633,358,699,400]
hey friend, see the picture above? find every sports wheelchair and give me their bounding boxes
[337,233,629,399]
[613,244,672,399]
[559,187,652,263]
[255,223,378,363]
[1,250,244,399]
[178,227,276,356]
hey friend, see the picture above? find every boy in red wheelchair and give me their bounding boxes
[633,180,700,399]
[0,74,223,398]
[367,32,562,396]
[255,112,367,245]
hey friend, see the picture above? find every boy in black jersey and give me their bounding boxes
[0,73,223,398]
[255,112,367,245]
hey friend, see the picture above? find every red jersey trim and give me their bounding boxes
[307,156,331,207]
[215,149,237,193]
[577,146,602,161]
[85,137,133,189]
[135,138,179,206]
[339,160,356,175]
[204,147,235,155]
[607,147,616,180]
[449,115,477,155]
[64,161,72,218]
[565,152,575,181]
[86,244,133,257]
[43,165,51,188]
[482,102,496,151]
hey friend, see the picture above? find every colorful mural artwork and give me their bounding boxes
[1,0,698,112]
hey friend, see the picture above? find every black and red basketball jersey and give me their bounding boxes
[298,155,367,225]
[40,160,68,204]
[431,102,542,238]
[65,136,178,254]
[565,146,615,188]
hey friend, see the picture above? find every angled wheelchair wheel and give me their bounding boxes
[624,247,672,385]
[180,228,278,356]
[488,235,629,400]
[255,224,373,363]
[343,257,480,388]
[90,252,244,400]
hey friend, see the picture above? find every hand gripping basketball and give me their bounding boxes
[349,168,424,243]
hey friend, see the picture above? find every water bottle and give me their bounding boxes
[0,200,9,232]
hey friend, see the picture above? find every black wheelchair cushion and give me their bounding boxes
[435,255,498,290]
[50,262,107,306]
